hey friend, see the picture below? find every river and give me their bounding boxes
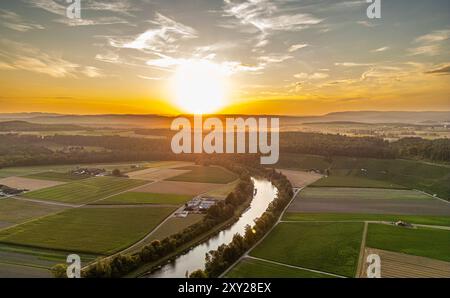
[145,178,278,278]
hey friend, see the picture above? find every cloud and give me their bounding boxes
[0,9,45,32]
[407,44,441,56]
[415,30,450,43]
[371,46,389,53]
[357,21,377,28]
[54,16,129,26]
[294,72,329,80]
[288,44,309,52]
[425,63,450,75]
[335,62,373,67]
[0,39,102,78]
[111,13,197,52]
[81,66,105,78]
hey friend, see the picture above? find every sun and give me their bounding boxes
[171,60,227,114]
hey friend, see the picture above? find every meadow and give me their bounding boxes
[23,177,148,204]
[249,222,364,277]
[225,257,333,278]
[0,206,176,255]
[366,224,450,262]
[25,171,90,182]
[93,192,192,205]
[167,166,237,184]
[311,176,406,189]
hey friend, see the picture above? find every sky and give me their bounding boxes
[0,0,449,115]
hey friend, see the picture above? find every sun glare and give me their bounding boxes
[171,60,227,114]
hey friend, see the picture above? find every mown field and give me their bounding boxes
[23,177,148,204]
[249,222,364,277]
[167,166,237,184]
[366,224,450,262]
[93,192,192,205]
[226,257,333,278]
[283,212,450,226]
[0,206,175,255]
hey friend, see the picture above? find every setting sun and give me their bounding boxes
[171,60,227,114]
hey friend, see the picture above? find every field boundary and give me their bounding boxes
[356,222,368,277]
[244,256,346,278]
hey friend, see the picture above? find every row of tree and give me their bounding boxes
[190,169,293,278]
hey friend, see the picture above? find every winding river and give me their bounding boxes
[145,178,278,278]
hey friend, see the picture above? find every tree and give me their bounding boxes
[189,269,208,278]
[112,169,121,177]
[51,264,68,278]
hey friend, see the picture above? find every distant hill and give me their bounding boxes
[0,120,86,132]
[0,111,449,129]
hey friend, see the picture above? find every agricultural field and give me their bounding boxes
[226,257,334,278]
[0,162,151,179]
[366,224,450,262]
[359,248,450,278]
[277,153,450,200]
[0,263,52,278]
[93,192,192,205]
[249,222,364,277]
[0,198,66,229]
[134,181,224,196]
[283,212,450,227]
[0,206,176,255]
[167,166,237,184]
[22,177,148,204]
[144,214,204,243]
[287,187,450,216]
[127,168,191,181]
[277,169,322,188]
[204,180,240,199]
[311,176,406,189]
[25,171,90,182]
[0,176,65,191]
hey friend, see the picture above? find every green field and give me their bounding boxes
[167,166,237,184]
[298,187,431,201]
[93,192,192,205]
[25,171,89,182]
[0,206,175,255]
[0,198,66,228]
[311,176,406,189]
[23,177,148,204]
[226,258,333,278]
[145,214,204,243]
[277,154,450,199]
[0,162,151,179]
[366,224,450,262]
[283,213,450,226]
[250,222,364,277]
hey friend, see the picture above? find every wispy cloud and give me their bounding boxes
[425,63,450,75]
[0,9,45,32]
[371,46,389,53]
[288,44,309,53]
[0,39,103,78]
[335,62,374,67]
[222,0,322,49]
[111,13,197,52]
[415,30,450,43]
[294,72,329,80]
[407,44,441,56]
